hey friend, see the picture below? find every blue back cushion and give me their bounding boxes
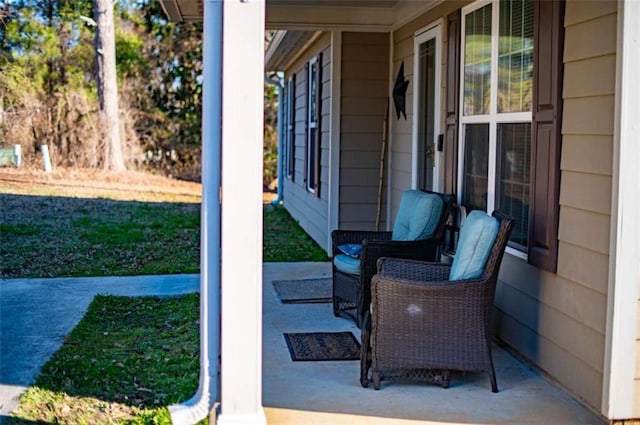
[392,190,444,241]
[449,211,499,281]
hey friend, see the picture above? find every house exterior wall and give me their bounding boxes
[338,32,390,230]
[389,0,616,413]
[497,1,616,412]
[282,33,332,251]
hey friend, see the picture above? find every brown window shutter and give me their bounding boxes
[528,0,565,272]
[303,62,309,187]
[289,74,296,182]
[444,10,461,196]
[315,52,323,197]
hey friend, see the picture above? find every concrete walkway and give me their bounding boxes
[0,273,199,420]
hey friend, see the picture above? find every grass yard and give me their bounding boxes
[9,294,202,425]
[0,169,327,279]
[263,204,328,262]
[0,195,201,278]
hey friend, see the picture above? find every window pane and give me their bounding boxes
[496,123,530,248]
[462,124,489,212]
[307,128,316,190]
[309,63,318,123]
[498,0,534,113]
[464,4,492,116]
[286,78,295,178]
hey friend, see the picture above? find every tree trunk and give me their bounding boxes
[94,0,125,171]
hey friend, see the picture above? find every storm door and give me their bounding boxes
[413,24,442,191]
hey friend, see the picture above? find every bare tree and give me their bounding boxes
[94,0,125,171]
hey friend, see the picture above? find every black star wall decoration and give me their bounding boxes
[392,61,409,120]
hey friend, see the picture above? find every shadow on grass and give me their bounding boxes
[0,194,201,279]
[1,195,328,279]
[1,414,49,424]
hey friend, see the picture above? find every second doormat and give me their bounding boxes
[283,331,360,361]
[272,278,332,304]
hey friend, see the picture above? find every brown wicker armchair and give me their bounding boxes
[360,210,514,392]
[331,190,453,328]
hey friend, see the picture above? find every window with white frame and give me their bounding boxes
[459,0,533,251]
[306,55,321,194]
[285,75,295,179]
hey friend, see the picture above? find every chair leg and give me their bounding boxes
[486,342,499,393]
[438,370,451,388]
[372,371,381,390]
[488,363,498,393]
[359,311,371,388]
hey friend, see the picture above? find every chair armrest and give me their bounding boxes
[376,257,451,282]
[331,230,392,256]
[359,239,441,283]
[355,239,443,326]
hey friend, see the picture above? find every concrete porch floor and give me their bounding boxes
[262,262,605,425]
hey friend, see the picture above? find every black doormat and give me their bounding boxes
[272,278,332,304]
[283,332,360,361]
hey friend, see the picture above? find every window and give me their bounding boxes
[447,0,563,271]
[305,54,322,195]
[285,75,296,179]
[459,0,534,251]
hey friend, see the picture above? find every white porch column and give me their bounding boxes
[327,31,341,250]
[602,0,640,419]
[218,0,266,424]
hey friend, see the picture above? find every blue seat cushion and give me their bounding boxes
[449,211,499,281]
[333,254,361,276]
[337,243,362,259]
[392,190,444,241]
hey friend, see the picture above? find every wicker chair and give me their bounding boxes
[331,190,453,328]
[360,210,514,392]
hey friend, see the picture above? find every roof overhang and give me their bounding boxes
[159,0,203,22]
[265,30,322,72]
[159,0,443,31]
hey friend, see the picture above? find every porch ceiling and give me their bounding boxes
[160,0,441,30]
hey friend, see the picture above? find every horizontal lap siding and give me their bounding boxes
[282,34,331,251]
[497,1,616,412]
[339,32,389,230]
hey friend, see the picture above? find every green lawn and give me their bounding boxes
[263,204,329,262]
[9,295,202,425]
[1,195,327,278]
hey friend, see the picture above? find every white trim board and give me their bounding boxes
[385,30,395,231]
[602,0,640,419]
